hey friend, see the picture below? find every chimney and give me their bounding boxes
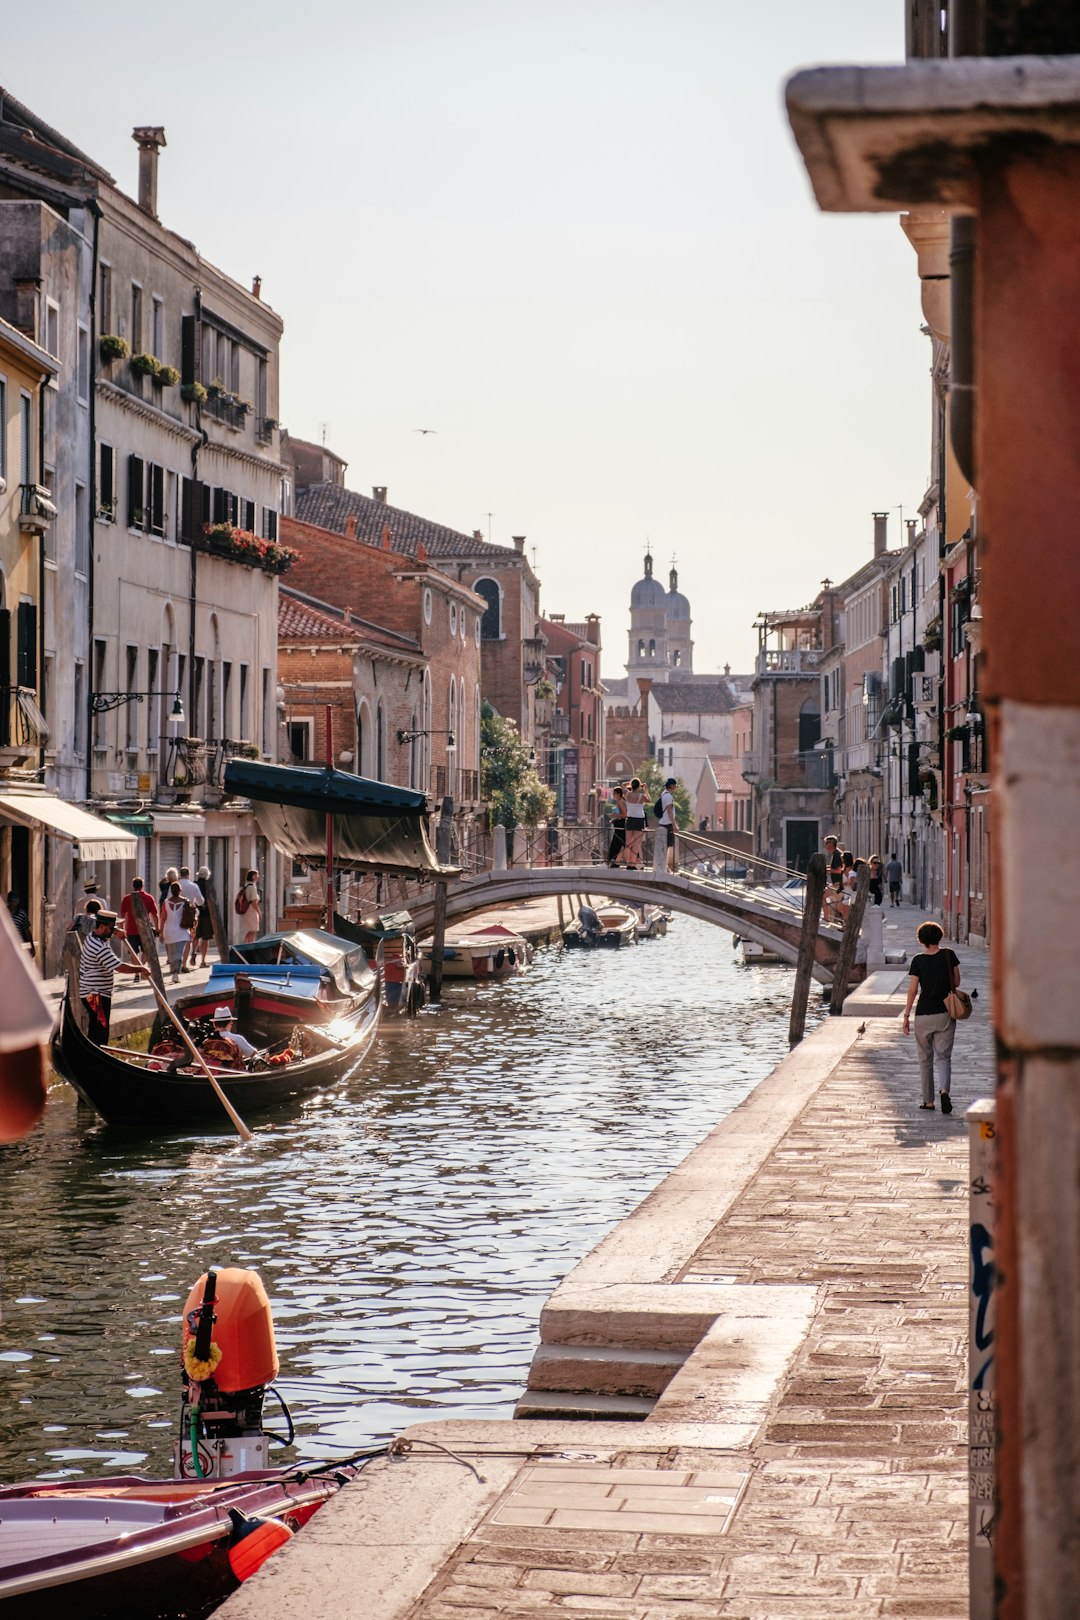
[372,486,387,504]
[473,530,484,543]
[906,519,917,547]
[344,515,357,540]
[512,535,525,555]
[252,275,262,300]
[132,127,166,218]
[872,511,889,557]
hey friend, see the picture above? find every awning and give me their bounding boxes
[0,792,139,861]
[105,813,153,839]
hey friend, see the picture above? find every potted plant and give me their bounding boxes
[130,352,161,378]
[262,416,278,431]
[944,723,969,742]
[205,377,225,399]
[99,334,130,363]
[923,617,942,653]
[233,741,262,760]
[157,364,180,387]
[235,398,252,416]
[181,381,207,405]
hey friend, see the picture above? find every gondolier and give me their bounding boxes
[78,911,149,1046]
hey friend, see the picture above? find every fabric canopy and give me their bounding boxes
[0,792,139,861]
[222,759,455,878]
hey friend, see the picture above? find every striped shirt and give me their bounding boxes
[79,933,118,996]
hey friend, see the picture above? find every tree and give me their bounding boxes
[636,757,693,829]
[481,703,555,829]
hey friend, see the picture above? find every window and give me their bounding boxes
[148,464,165,536]
[152,296,164,358]
[20,394,32,484]
[222,661,232,739]
[239,664,250,741]
[77,326,90,403]
[376,702,385,781]
[98,443,116,519]
[166,471,177,542]
[262,508,278,541]
[288,720,311,761]
[75,483,88,574]
[99,263,112,333]
[193,656,205,738]
[262,668,271,757]
[130,284,143,355]
[448,677,457,749]
[450,602,457,636]
[474,578,500,639]
[207,660,218,740]
[73,660,85,757]
[92,639,106,748]
[125,647,138,749]
[146,646,159,752]
[42,464,56,563]
[127,454,146,529]
[423,588,432,625]
[43,299,60,360]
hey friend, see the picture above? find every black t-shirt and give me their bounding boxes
[828,848,844,888]
[907,949,959,1016]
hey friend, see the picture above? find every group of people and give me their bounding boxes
[821,836,903,924]
[606,778,678,872]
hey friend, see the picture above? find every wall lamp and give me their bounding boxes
[398,727,455,747]
[91,690,185,729]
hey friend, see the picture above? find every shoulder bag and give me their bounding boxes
[944,956,972,1021]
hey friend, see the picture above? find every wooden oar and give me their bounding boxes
[121,939,253,1142]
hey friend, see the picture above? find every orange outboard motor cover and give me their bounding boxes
[182,1267,279,1392]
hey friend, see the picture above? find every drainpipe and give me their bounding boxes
[85,199,102,804]
[187,286,202,738]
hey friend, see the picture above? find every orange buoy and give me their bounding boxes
[227,1507,293,1581]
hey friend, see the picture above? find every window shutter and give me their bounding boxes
[201,484,211,526]
[212,486,228,524]
[264,508,278,541]
[99,443,115,515]
[226,490,239,526]
[244,499,256,532]
[127,454,145,529]
[150,463,165,535]
[181,477,203,545]
[0,610,9,746]
[907,740,922,799]
[181,315,197,386]
[16,602,37,690]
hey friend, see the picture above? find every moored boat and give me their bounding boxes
[563,903,639,949]
[0,1265,384,1618]
[332,909,426,1015]
[635,903,671,940]
[419,922,531,980]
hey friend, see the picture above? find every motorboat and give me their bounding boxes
[0,1266,384,1618]
[634,904,671,940]
[563,903,639,949]
[419,922,531,980]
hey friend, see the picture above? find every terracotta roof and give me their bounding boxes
[294,482,510,562]
[660,729,708,743]
[650,680,735,714]
[279,587,421,656]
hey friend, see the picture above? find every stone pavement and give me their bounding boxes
[221,938,993,1620]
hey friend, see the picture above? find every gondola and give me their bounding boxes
[51,946,380,1129]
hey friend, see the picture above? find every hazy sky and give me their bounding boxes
[3,1,926,675]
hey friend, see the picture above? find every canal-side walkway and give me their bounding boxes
[221,937,992,1619]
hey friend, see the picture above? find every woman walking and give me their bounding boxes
[623,779,647,869]
[160,881,190,983]
[902,920,961,1113]
[607,785,628,868]
[868,854,884,907]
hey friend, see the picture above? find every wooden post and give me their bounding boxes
[198,873,229,963]
[130,891,167,998]
[788,853,827,1047]
[62,931,87,1034]
[436,795,454,865]
[324,704,335,930]
[429,879,448,1004]
[556,893,565,930]
[828,863,871,1016]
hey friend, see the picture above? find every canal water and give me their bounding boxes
[0,917,820,1482]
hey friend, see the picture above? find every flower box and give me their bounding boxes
[130,352,161,378]
[157,364,180,387]
[181,381,208,405]
[197,522,299,576]
[99,334,130,363]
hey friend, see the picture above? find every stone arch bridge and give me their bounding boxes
[406,865,853,984]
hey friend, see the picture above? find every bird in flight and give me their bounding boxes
[414,428,437,435]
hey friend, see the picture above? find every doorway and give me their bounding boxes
[784,818,819,873]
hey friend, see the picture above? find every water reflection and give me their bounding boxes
[0,919,819,1479]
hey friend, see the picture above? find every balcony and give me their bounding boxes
[429,765,482,805]
[203,391,250,431]
[755,647,824,677]
[0,685,49,764]
[19,483,57,534]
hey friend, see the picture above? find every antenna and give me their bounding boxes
[487,512,494,545]
[319,421,331,448]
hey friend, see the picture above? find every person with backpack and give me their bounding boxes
[623,780,647,869]
[236,868,262,943]
[176,866,203,972]
[657,778,677,872]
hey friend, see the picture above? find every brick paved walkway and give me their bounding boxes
[401,956,993,1619]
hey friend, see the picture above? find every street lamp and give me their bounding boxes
[91,689,185,727]
[397,728,455,748]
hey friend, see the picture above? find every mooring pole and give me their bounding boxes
[324,704,335,931]
[828,863,871,1016]
[429,879,448,1004]
[788,852,827,1047]
[130,890,166,997]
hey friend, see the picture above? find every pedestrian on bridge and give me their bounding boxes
[607,785,628,867]
[659,779,678,873]
[623,779,647,869]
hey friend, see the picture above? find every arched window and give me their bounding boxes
[474,577,501,640]
[376,701,386,780]
[649,639,655,657]
[357,699,373,776]
[474,685,481,772]
[448,677,457,750]
[637,639,645,658]
[409,709,419,789]
[798,695,821,753]
[673,648,681,666]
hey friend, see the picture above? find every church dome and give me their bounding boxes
[665,565,691,621]
[630,550,665,609]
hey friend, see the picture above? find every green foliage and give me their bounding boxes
[99,333,130,363]
[635,757,693,829]
[481,702,555,829]
[157,364,180,387]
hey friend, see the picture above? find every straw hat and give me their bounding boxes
[211,1006,234,1024]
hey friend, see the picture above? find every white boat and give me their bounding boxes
[420,923,531,980]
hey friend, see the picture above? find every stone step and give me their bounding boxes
[526,1341,687,1398]
[514,1390,655,1421]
